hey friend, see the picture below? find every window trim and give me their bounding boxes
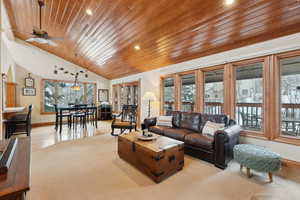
[160,74,177,115]
[272,50,300,145]
[178,70,197,112]
[231,57,269,139]
[200,65,225,114]
[40,79,97,115]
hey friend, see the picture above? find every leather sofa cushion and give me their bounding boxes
[181,112,201,132]
[184,133,214,150]
[164,128,192,141]
[148,126,167,136]
[200,114,228,132]
[171,111,181,128]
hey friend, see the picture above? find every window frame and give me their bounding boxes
[178,70,197,112]
[41,79,97,115]
[160,74,179,115]
[273,50,300,146]
[200,65,225,114]
[230,57,270,140]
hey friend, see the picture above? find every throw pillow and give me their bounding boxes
[156,116,173,127]
[202,121,225,137]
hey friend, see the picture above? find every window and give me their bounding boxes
[112,85,119,112]
[163,77,175,115]
[42,80,96,113]
[43,80,56,112]
[280,56,300,139]
[235,62,264,132]
[112,82,140,112]
[86,83,96,105]
[204,69,224,114]
[180,73,196,112]
[57,82,85,106]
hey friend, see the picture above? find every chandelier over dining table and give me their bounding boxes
[53,65,89,91]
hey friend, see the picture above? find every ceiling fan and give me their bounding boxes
[24,0,63,46]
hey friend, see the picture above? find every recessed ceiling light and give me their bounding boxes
[134,45,141,50]
[225,0,234,5]
[86,9,93,16]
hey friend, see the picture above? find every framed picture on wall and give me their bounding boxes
[23,88,36,96]
[24,73,35,88]
[98,89,109,102]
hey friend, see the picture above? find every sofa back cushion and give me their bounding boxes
[180,112,201,132]
[200,114,228,132]
[171,111,181,128]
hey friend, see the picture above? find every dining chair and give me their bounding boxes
[72,106,87,129]
[54,104,72,131]
[111,105,137,136]
[4,105,33,138]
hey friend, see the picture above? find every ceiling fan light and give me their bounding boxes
[71,85,81,91]
[225,0,234,5]
[86,9,93,16]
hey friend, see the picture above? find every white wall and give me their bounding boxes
[111,32,300,162]
[2,35,109,89]
[1,34,110,124]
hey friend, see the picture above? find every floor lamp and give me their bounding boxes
[142,92,156,118]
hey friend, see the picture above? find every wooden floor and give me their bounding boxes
[29,120,113,152]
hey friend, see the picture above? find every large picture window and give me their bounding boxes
[280,56,300,139]
[42,79,96,113]
[235,62,264,132]
[163,77,175,115]
[204,69,224,114]
[180,73,196,112]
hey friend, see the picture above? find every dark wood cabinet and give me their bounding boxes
[98,104,112,120]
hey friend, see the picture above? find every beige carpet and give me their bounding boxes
[29,134,300,200]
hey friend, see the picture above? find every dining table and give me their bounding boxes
[57,105,98,133]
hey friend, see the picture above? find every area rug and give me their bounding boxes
[28,134,300,200]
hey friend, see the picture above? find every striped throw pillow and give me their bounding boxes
[202,121,225,137]
[156,116,173,127]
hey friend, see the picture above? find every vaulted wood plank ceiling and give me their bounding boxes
[3,0,300,79]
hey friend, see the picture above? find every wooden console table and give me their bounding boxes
[0,138,30,200]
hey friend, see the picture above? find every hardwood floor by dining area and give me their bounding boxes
[30,121,112,152]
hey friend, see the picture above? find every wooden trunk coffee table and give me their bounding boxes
[118,132,184,183]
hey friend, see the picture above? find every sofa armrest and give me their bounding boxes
[215,124,241,143]
[213,125,241,169]
[143,117,157,129]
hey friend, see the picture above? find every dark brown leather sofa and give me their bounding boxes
[143,111,241,169]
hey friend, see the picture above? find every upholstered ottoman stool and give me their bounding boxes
[233,144,281,182]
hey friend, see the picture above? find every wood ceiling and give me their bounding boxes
[3,0,300,79]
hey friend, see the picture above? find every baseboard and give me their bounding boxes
[281,159,300,169]
[32,122,55,128]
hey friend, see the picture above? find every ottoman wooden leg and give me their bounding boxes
[268,172,273,182]
[246,168,251,178]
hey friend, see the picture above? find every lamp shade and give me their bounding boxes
[142,92,156,101]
